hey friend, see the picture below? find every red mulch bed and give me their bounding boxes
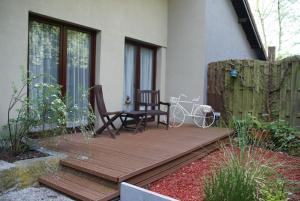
[149,148,300,201]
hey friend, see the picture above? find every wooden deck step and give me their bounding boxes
[60,157,123,182]
[40,138,229,201]
[39,169,118,201]
[60,136,229,183]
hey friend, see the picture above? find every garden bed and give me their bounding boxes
[0,148,66,193]
[0,150,48,163]
[149,148,300,201]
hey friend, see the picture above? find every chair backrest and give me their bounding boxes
[94,85,108,115]
[137,90,160,108]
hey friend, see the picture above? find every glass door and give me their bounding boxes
[66,29,92,127]
[123,43,137,111]
[123,41,156,111]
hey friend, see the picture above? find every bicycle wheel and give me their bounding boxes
[193,107,215,128]
[169,105,185,127]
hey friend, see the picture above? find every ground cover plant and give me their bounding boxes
[232,115,300,157]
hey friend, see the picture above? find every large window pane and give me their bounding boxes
[66,29,91,127]
[140,47,153,90]
[123,44,137,111]
[28,20,60,100]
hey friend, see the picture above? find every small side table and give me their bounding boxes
[121,111,147,133]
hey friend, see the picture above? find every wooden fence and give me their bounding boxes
[207,56,300,129]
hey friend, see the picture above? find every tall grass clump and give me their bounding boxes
[204,145,287,201]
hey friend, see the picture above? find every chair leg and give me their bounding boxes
[96,124,116,138]
[166,114,169,130]
[107,127,117,138]
[106,116,117,130]
[157,115,160,128]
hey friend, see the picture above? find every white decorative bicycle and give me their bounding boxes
[168,94,215,128]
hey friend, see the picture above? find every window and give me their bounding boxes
[28,15,96,127]
[123,40,157,111]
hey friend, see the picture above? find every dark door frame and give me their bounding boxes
[125,38,157,110]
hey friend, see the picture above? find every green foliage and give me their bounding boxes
[204,146,286,201]
[264,120,300,155]
[231,115,300,156]
[30,82,67,135]
[1,73,68,154]
[1,70,96,155]
[260,179,288,201]
[232,115,263,148]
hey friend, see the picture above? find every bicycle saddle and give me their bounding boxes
[192,96,201,102]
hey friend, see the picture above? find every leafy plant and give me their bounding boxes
[1,66,97,158]
[260,179,288,201]
[1,73,68,155]
[30,82,67,135]
[232,114,267,148]
[231,114,300,156]
[264,119,300,156]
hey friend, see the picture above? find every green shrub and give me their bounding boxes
[1,71,96,155]
[260,179,288,201]
[264,120,300,156]
[204,146,286,201]
[232,115,265,148]
[231,115,300,156]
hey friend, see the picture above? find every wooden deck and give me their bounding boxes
[39,125,232,201]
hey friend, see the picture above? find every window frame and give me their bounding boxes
[28,13,97,108]
[124,38,157,110]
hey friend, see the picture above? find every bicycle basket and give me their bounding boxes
[170,97,179,104]
[199,105,213,113]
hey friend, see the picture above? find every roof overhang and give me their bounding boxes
[231,0,267,60]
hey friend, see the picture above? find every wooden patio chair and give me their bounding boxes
[94,85,123,138]
[136,90,170,129]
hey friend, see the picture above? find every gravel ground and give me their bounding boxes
[0,187,74,201]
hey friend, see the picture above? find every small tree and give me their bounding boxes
[1,70,96,156]
[2,73,67,155]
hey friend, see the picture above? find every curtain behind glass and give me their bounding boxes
[66,30,91,127]
[123,44,136,111]
[140,47,153,90]
[28,20,60,100]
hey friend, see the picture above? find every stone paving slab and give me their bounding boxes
[0,187,74,201]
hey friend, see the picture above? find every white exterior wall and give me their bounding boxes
[166,0,257,106]
[165,0,207,103]
[202,0,256,102]
[0,0,168,125]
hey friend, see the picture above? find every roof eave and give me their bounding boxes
[231,0,267,60]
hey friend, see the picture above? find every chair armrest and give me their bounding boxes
[159,101,170,106]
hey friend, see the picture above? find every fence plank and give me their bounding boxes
[207,57,300,129]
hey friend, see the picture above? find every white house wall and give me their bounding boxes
[165,0,257,106]
[0,0,168,125]
[202,0,257,102]
[165,0,207,104]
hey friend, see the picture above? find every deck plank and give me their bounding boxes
[39,126,232,201]
[41,126,231,182]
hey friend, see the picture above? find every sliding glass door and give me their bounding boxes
[123,41,156,111]
[124,44,137,111]
[140,47,153,90]
[66,30,92,126]
[28,16,95,128]
[28,20,60,102]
